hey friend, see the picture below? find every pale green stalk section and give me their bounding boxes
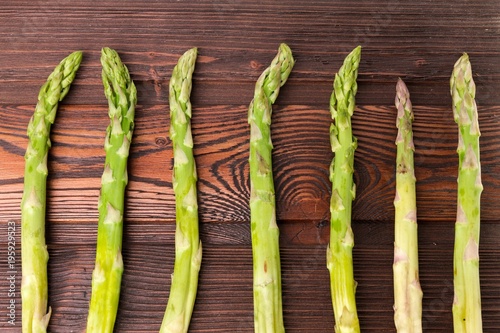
[393,78,422,333]
[450,53,483,333]
[21,51,82,333]
[326,45,361,333]
[87,48,136,333]
[248,43,294,333]
[160,47,202,333]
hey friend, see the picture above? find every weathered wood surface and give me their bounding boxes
[1,1,500,332]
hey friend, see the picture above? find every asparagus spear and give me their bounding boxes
[326,45,361,333]
[248,43,294,333]
[160,47,202,333]
[21,51,82,333]
[450,53,483,333]
[393,78,422,333]
[86,48,136,333]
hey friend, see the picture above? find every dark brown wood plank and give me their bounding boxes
[2,104,500,224]
[1,53,499,107]
[1,0,500,108]
[1,221,500,331]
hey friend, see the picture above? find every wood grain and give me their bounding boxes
[1,0,500,332]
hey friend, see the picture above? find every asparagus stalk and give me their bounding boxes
[248,43,294,333]
[393,78,423,333]
[21,51,82,333]
[326,45,361,333]
[450,53,483,333]
[86,48,136,333]
[160,47,202,333]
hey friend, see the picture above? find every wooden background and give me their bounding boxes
[1,0,499,332]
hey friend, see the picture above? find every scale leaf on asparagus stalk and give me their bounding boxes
[86,48,137,333]
[21,50,82,333]
[249,43,294,333]
[450,53,483,333]
[326,45,361,333]
[160,47,202,333]
[393,78,423,333]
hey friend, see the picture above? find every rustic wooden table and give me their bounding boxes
[1,1,499,332]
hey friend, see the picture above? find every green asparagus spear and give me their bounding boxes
[86,48,136,333]
[160,47,202,333]
[393,78,422,333]
[326,45,361,333]
[249,43,294,333]
[450,53,483,333]
[21,51,82,333]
